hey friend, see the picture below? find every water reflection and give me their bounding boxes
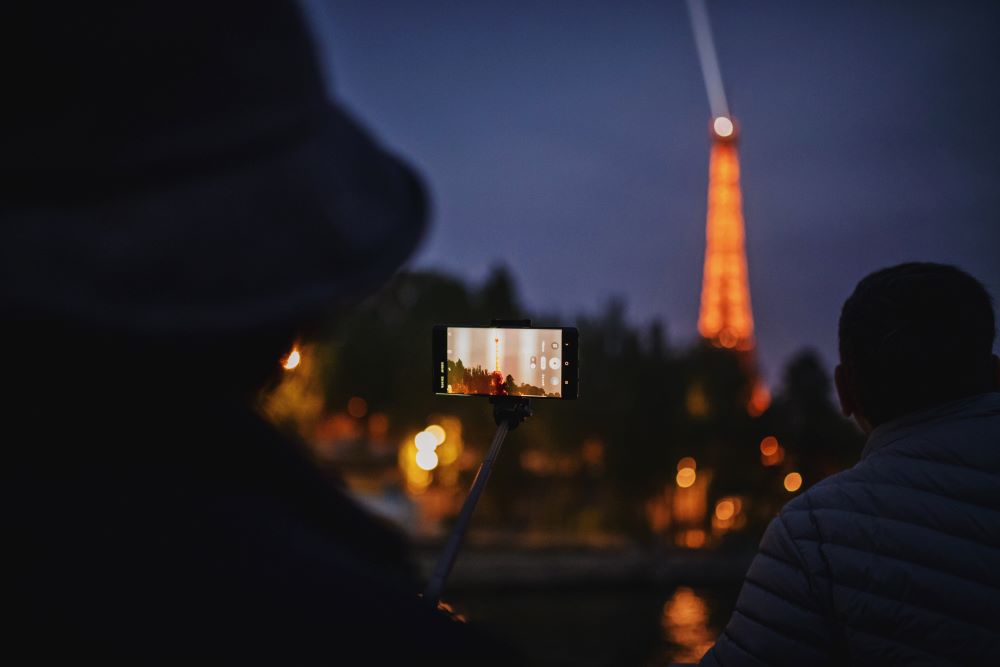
[449,586,733,666]
[661,587,716,663]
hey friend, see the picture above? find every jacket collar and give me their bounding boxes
[861,391,1000,460]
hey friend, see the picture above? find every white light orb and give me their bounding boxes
[713,116,734,138]
[414,431,438,451]
[425,424,446,445]
[416,449,439,471]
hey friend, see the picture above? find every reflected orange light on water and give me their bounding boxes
[662,587,715,662]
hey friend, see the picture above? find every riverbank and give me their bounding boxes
[415,540,755,591]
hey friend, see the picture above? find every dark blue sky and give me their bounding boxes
[311,0,999,383]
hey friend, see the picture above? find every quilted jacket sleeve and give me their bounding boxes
[699,510,843,666]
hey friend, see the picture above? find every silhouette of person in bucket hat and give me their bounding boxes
[3,2,510,663]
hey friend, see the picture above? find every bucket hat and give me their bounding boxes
[1,1,426,334]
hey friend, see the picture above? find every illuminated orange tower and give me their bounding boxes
[698,117,753,350]
[491,335,506,395]
[697,117,770,415]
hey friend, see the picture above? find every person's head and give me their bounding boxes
[2,2,426,411]
[835,263,999,432]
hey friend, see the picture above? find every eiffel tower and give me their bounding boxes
[696,117,770,416]
[697,117,753,352]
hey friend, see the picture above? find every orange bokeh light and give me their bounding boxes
[760,436,779,456]
[676,467,697,488]
[784,472,803,492]
[681,529,706,548]
[368,413,389,439]
[761,442,785,467]
[715,499,735,521]
[748,382,771,416]
[347,396,368,419]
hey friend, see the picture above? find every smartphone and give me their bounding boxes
[432,325,578,399]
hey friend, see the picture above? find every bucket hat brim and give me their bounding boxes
[3,103,427,335]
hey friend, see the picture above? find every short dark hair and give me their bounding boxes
[838,263,996,426]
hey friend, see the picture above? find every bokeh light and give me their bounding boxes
[715,499,735,521]
[713,116,734,137]
[425,424,446,445]
[282,348,301,370]
[784,472,803,492]
[414,430,438,451]
[347,396,368,419]
[416,449,439,471]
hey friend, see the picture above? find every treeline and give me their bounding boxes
[447,359,551,397]
[293,266,863,542]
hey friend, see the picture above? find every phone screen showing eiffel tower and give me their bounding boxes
[443,326,564,398]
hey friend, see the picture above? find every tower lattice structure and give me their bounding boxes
[697,121,770,415]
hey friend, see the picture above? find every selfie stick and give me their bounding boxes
[423,320,533,606]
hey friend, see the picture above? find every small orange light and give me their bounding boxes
[676,467,697,488]
[760,436,779,456]
[677,456,697,471]
[715,499,735,521]
[784,472,803,492]
[347,396,367,419]
[368,413,389,439]
[683,529,706,548]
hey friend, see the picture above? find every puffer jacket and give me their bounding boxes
[700,392,1000,666]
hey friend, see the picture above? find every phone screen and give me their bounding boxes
[433,326,578,399]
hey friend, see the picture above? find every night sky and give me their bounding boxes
[309,0,1000,384]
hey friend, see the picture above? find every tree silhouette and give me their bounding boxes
[277,268,862,541]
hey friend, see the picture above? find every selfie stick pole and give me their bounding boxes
[424,319,533,606]
[423,396,531,606]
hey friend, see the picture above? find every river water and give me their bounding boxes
[451,585,738,666]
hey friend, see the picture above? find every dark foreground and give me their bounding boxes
[416,544,749,666]
[451,585,737,666]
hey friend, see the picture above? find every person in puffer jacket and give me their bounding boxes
[700,262,1000,667]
